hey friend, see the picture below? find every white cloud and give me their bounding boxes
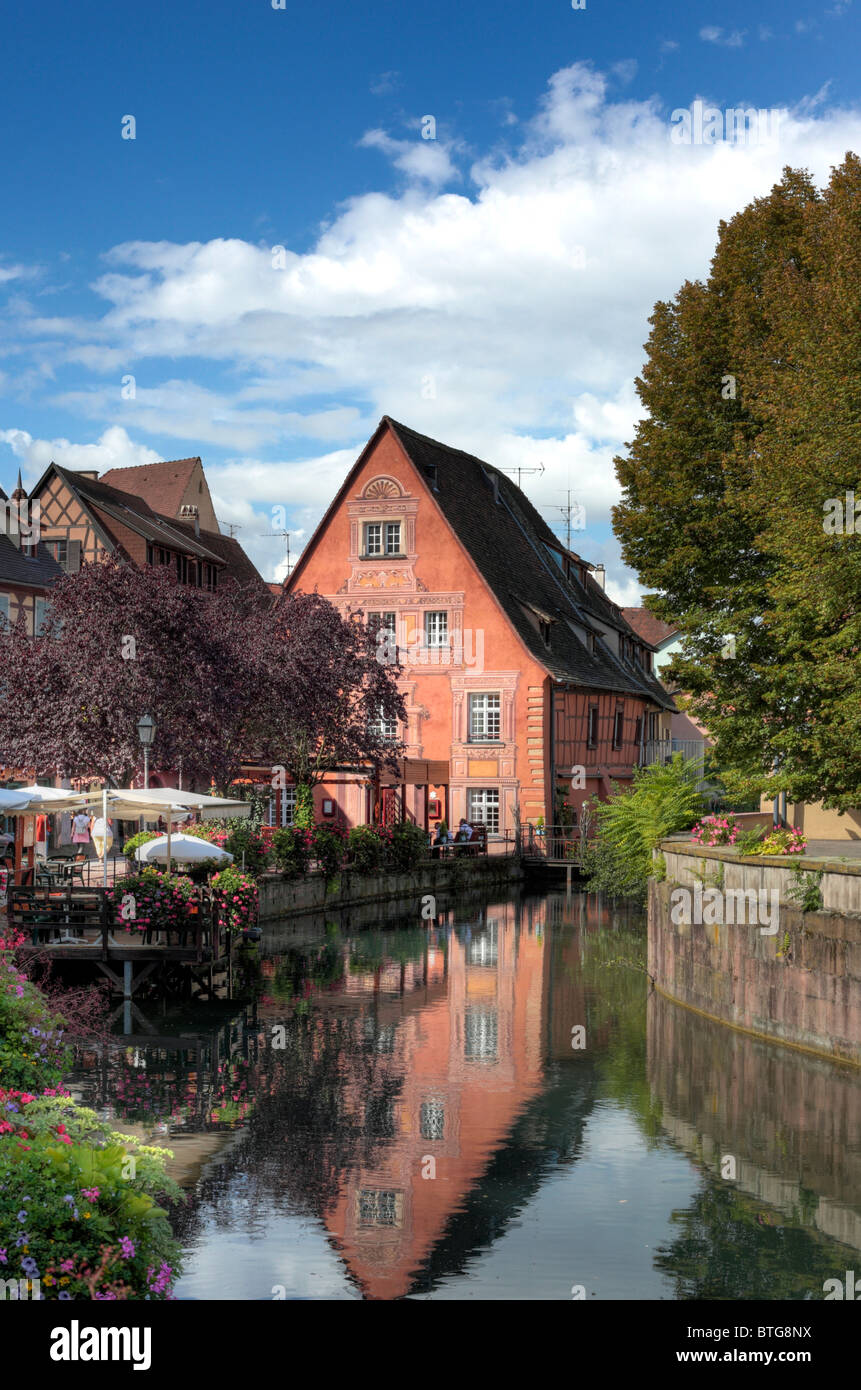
[700,26,746,46]
[4,61,861,598]
[0,425,161,486]
[358,128,460,188]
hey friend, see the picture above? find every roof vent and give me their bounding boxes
[423,462,439,491]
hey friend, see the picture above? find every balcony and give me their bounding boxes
[643,738,708,766]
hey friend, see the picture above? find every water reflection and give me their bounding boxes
[65,890,861,1299]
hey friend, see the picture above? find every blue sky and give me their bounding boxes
[1,0,859,593]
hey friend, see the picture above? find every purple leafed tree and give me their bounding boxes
[0,554,250,787]
[244,590,406,789]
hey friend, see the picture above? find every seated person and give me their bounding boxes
[455,819,473,842]
[431,824,452,856]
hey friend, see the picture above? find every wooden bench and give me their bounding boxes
[430,823,488,857]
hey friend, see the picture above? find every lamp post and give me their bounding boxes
[136,714,156,839]
[137,714,156,790]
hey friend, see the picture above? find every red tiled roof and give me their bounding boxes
[100,458,201,518]
[621,607,678,648]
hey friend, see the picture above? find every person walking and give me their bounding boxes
[90,813,114,862]
[71,809,91,861]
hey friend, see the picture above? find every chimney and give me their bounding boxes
[180,503,201,537]
[593,564,606,590]
[76,470,99,480]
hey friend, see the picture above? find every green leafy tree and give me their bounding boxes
[614,155,861,810]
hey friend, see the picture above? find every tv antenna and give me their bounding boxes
[217,519,244,538]
[258,529,293,576]
[497,461,545,490]
[542,490,585,551]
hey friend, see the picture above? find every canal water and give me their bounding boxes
[66,887,861,1300]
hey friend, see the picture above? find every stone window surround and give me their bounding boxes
[450,671,519,747]
[348,494,419,564]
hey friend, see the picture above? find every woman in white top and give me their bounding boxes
[71,810,91,861]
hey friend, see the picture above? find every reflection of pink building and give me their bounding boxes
[320,905,548,1300]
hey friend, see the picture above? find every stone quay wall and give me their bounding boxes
[648,841,861,1065]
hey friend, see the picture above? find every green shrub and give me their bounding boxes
[347,825,385,874]
[313,825,345,879]
[786,866,823,913]
[583,754,705,901]
[121,830,160,860]
[0,1094,182,1300]
[272,827,313,878]
[387,820,429,870]
[0,969,70,1091]
[294,783,315,830]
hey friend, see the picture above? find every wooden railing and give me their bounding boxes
[9,884,226,960]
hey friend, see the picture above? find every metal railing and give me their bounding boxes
[643,738,708,765]
[524,824,585,863]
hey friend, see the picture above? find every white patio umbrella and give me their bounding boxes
[82,786,250,883]
[135,833,233,867]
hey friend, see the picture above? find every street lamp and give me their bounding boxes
[137,714,156,790]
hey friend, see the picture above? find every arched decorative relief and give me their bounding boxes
[361,476,404,500]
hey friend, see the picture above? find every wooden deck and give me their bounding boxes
[8,884,236,1000]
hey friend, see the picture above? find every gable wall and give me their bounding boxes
[289,427,552,832]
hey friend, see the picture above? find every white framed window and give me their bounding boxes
[468,787,499,833]
[364,522,382,555]
[370,706,398,741]
[468,693,500,741]
[0,594,9,629]
[424,610,448,649]
[34,597,49,636]
[384,521,401,554]
[280,786,296,827]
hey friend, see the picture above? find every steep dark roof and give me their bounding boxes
[166,517,268,593]
[384,418,675,709]
[53,468,225,564]
[0,480,65,589]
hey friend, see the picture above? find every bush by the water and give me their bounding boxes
[0,936,182,1299]
[347,824,386,874]
[272,826,313,878]
[0,1092,182,1299]
[582,755,705,901]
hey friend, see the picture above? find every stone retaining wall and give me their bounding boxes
[649,842,861,1065]
[258,854,523,922]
